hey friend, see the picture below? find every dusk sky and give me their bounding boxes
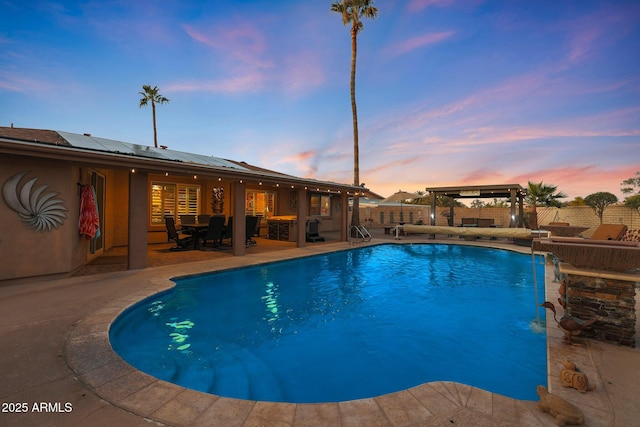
[1,0,638,200]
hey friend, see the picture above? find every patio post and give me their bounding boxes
[128,170,148,269]
[510,188,517,227]
[430,192,437,225]
[231,180,246,256]
[518,191,525,227]
[296,187,308,248]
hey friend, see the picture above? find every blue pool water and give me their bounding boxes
[110,244,547,403]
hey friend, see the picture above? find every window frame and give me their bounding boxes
[150,181,201,227]
[310,194,331,217]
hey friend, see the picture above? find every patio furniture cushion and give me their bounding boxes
[621,228,640,242]
[590,224,627,240]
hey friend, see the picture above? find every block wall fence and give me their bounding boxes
[360,205,640,236]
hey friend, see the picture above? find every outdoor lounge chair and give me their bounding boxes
[306,219,325,242]
[199,215,225,248]
[165,217,193,251]
[589,224,627,240]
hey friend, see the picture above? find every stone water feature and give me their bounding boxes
[534,237,640,347]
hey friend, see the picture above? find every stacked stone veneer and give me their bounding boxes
[564,269,637,347]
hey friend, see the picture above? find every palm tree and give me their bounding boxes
[525,181,567,229]
[139,85,170,148]
[331,0,377,230]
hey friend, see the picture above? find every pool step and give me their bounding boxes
[211,347,283,401]
[241,349,284,401]
[211,355,251,398]
[173,359,216,395]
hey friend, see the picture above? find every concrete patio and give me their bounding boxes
[1,230,639,426]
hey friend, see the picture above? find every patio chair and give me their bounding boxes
[221,216,233,245]
[178,214,197,236]
[199,215,225,248]
[165,217,193,251]
[253,216,262,237]
[306,219,325,242]
[198,214,211,224]
[246,216,259,245]
[179,214,196,224]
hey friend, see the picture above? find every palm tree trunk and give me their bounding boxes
[530,205,539,229]
[350,25,360,229]
[151,101,158,148]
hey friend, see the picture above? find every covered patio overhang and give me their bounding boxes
[425,184,527,227]
[0,136,365,274]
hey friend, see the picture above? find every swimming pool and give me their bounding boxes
[110,244,547,403]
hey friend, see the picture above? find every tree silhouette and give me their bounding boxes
[139,85,169,148]
[584,192,618,224]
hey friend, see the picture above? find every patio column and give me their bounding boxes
[449,198,455,226]
[430,192,437,225]
[231,180,246,256]
[510,188,517,227]
[340,193,348,241]
[128,170,148,270]
[518,192,525,228]
[296,187,308,248]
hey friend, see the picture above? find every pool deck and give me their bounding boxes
[1,231,639,426]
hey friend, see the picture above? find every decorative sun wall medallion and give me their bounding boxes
[2,172,68,232]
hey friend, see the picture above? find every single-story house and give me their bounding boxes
[0,126,364,282]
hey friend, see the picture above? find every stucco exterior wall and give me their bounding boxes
[104,169,130,248]
[0,155,83,281]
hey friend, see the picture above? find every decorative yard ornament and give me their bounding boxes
[212,187,224,213]
[2,172,67,232]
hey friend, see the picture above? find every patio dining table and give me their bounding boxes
[180,222,208,249]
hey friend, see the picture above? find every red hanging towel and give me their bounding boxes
[79,185,100,240]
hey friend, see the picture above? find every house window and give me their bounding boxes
[151,182,200,226]
[246,190,276,216]
[310,194,331,216]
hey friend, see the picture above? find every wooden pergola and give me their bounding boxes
[425,184,527,227]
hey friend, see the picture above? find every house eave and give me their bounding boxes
[0,137,364,194]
